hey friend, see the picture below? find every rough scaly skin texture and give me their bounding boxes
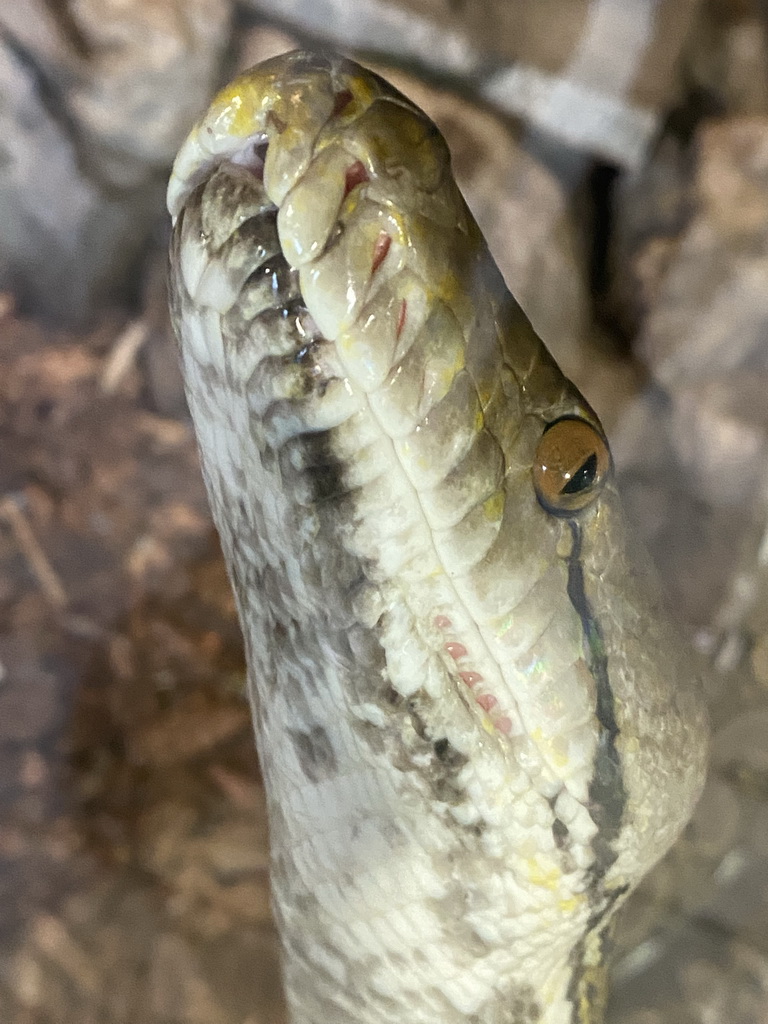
[167,51,708,1024]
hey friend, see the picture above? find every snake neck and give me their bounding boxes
[172,194,623,1024]
[180,349,618,1024]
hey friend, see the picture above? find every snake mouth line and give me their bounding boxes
[182,135,626,813]
[183,125,631,826]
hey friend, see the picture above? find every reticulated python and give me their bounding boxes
[167,50,708,1024]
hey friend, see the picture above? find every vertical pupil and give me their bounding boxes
[561,452,598,495]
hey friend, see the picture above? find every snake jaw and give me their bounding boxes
[169,51,708,1024]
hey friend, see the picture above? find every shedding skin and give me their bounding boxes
[168,50,708,1024]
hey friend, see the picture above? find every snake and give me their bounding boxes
[166,50,708,1024]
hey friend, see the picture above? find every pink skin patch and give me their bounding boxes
[396,299,407,340]
[434,618,512,736]
[344,160,370,199]
[477,693,498,713]
[371,231,391,276]
[444,642,467,660]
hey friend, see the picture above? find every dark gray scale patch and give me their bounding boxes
[245,351,318,410]
[200,162,276,250]
[288,725,338,783]
[167,207,190,327]
[202,160,355,535]
[277,430,352,508]
[552,817,569,850]
[229,258,302,332]
[399,694,472,808]
[507,991,542,1024]
[210,213,282,284]
[269,432,370,603]
[546,794,578,874]
[301,456,352,505]
[433,736,468,770]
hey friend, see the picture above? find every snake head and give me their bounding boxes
[168,50,708,1024]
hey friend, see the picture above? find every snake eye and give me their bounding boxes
[532,416,611,516]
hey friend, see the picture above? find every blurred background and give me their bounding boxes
[1,1,768,1021]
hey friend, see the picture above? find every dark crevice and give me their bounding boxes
[585,159,637,355]
[663,85,727,147]
[587,162,620,307]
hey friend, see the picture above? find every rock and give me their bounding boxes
[621,118,768,501]
[477,0,702,167]
[240,0,704,166]
[65,0,233,189]
[609,928,768,1024]
[0,0,233,325]
[238,0,480,76]
[686,0,768,116]
[235,24,301,71]
[605,100,768,1022]
[0,38,156,324]
[611,118,768,626]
